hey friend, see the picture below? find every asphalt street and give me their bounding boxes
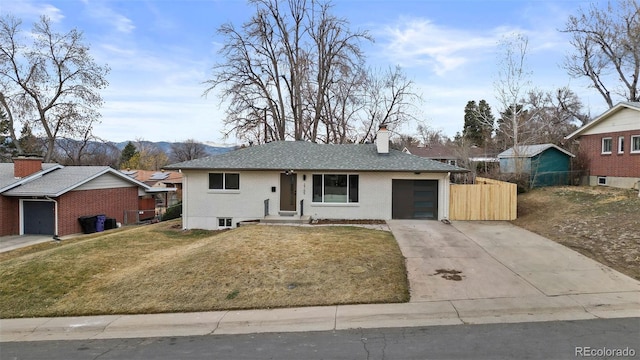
[2,318,638,360]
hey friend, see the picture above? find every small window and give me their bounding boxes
[225,173,240,190]
[632,135,640,153]
[618,136,624,154]
[218,217,233,228]
[209,173,240,190]
[601,137,612,154]
[597,177,607,186]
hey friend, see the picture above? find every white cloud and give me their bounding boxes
[82,0,135,34]
[2,0,64,22]
[380,18,520,76]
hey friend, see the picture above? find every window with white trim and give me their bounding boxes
[632,135,640,153]
[598,177,607,185]
[601,137,612,154]
[618,136,624,154]
[312,174,359,203]
[218,218,233,228]
[209,173,240,190]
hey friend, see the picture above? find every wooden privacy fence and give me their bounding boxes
[449,177,517,220]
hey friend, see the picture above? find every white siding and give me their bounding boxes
[182,170,450,230]
[74,173,135,191]
[582,108,640,135]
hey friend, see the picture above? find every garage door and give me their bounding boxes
[392,180,438,219]
[23,201,55,235]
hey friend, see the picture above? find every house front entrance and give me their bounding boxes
[279,173,297,212]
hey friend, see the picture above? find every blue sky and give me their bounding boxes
[3,0,614,144]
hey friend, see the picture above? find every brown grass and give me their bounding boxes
[0,221,408,318]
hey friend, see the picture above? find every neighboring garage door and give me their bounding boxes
[23,201,55,235]
[392,180,438,219]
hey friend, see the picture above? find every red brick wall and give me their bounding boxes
[57,187,139,236]
[579,131,640,177]
[0,196,19,236]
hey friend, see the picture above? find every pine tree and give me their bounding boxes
[18,124,43,156]
[463,100,494,147]
[119,141,138,168]
[0,109,17,162]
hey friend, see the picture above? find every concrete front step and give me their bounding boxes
[261,215,312,224]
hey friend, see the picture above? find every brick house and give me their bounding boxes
[0,157,155,237]
[565,102,640,190]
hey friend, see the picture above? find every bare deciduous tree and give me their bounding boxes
[357,66,421,143]
[169,139,208,162]
[0,15,109,162]
[524,87,589,146]
[562,0,640,107]
[415,123,446,146]
[493,33,532,154]
[205,0,418,144]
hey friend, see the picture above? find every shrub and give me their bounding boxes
[162,202,182,221]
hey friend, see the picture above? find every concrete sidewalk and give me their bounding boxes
[1,221,639,342]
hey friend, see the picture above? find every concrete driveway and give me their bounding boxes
[388,220,640,319]
[0,235,56,253]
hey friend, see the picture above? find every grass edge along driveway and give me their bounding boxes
[0,221,409,318]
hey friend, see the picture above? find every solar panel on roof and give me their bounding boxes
[150,172,169,180]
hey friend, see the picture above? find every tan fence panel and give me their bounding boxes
[449,177,517,220]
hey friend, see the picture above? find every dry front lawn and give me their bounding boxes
[0,221,408,318]
[514,186,639,280]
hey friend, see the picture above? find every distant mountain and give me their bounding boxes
[113,141,235,157]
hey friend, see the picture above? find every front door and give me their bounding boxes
[280,173,297,211]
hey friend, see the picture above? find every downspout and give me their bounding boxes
[44,196,59,238]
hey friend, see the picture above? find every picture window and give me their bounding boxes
[312,174,359,203]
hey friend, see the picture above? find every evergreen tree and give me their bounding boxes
[477,100,495,146]
[463,100,494,147]
[18,124,43,156]
[0,109,17,162]
[119,141,138,168]
[463,101,480,145]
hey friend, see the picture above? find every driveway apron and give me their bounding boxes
[387,220,640,303]
[388,220,543,302]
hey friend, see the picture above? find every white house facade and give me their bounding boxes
[167,128,467,230]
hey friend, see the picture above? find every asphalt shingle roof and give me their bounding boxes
[0,163,61,192]
[3,166,150,197]
[165,141,468,173]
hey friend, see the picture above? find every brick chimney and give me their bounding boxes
[13,156,43,178]
[376,124,389,154]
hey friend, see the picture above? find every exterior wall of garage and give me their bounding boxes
[13,187,139,236]
[0,196,19,236]
[55,187,139,236]
[182,170,450,230]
